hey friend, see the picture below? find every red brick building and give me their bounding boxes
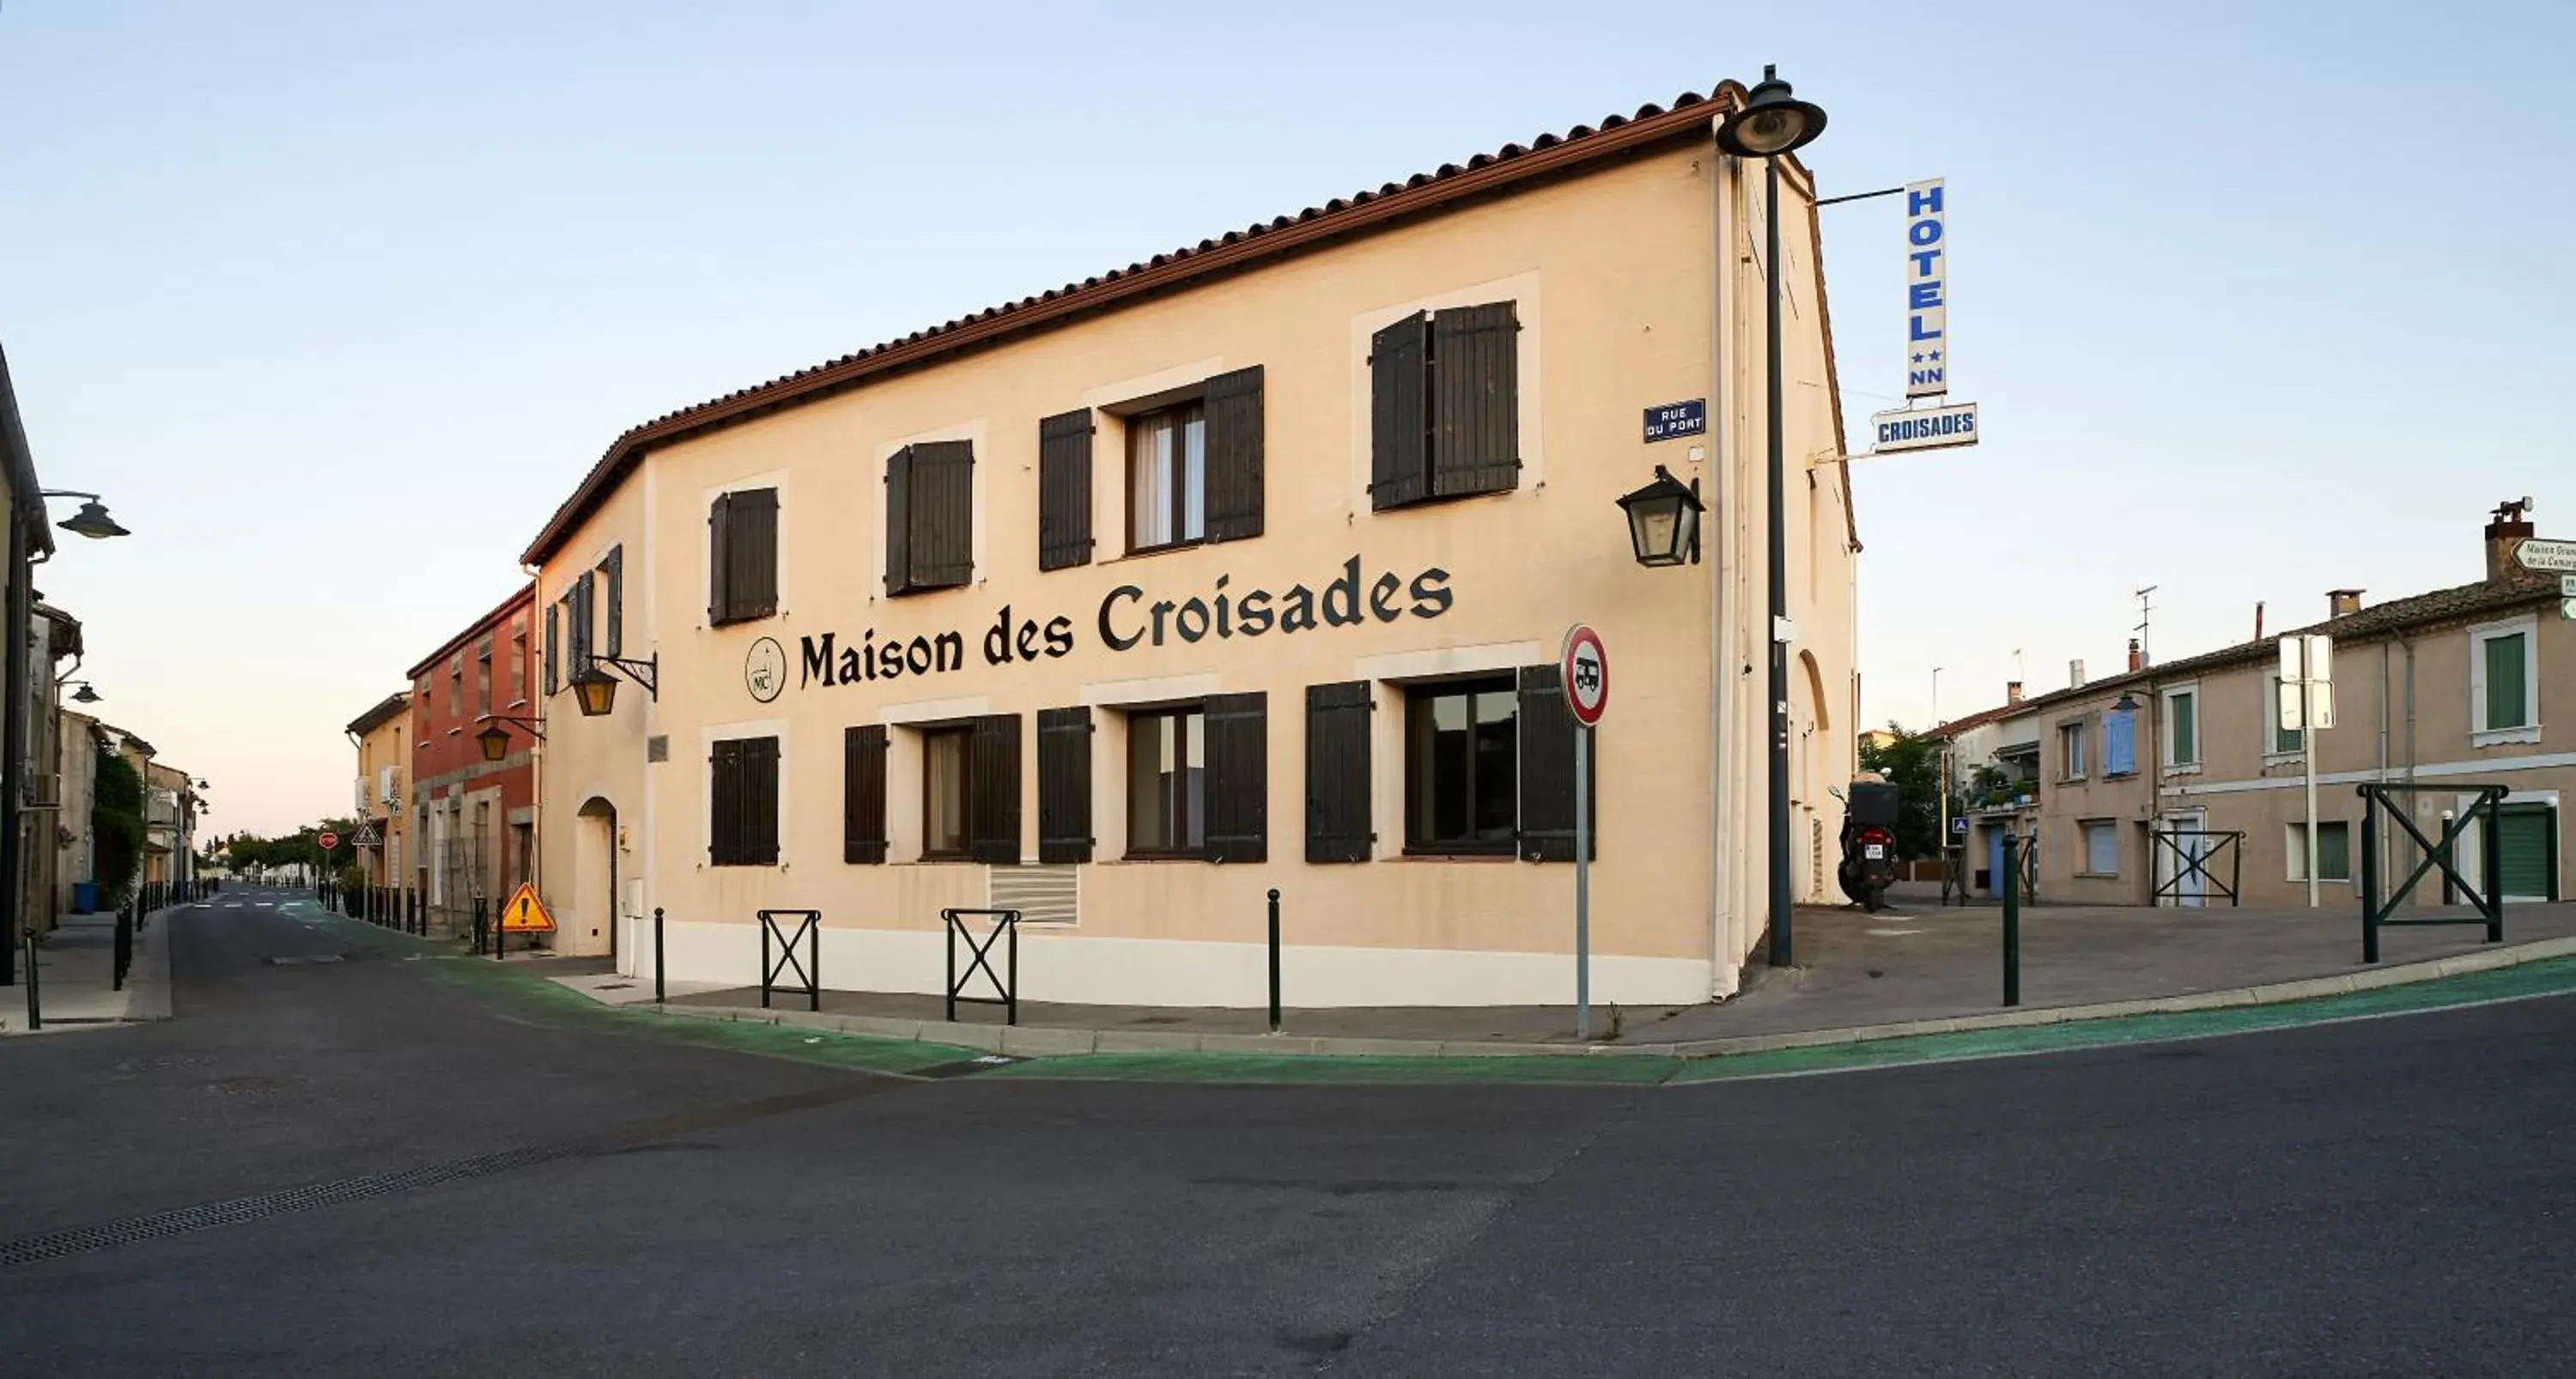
[404,585,538,932]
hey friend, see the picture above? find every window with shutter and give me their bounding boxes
[1037,411,1095,571]
[2104,709,2136,776]
[543,601,559,696]
[742,736,780,865]
[888,442,975,594]
[707,492,732,624]
[914,440,975,591]
[1305,681,1373,863]
[730,488,779,621]
[568,572,594,678]
[843,726,887,865]
[922,726,971,859]
[968,713,1022,865]
[1371,302,1520,510]
[601,545,623,658]
[1126,707,1205,856]
[708,489,778,624]
[1369,313,1430,511]
[1514,665,1591,862]
[1125,404,1205,552]
[1036,707,1094,864]
[1430,302,1520,498]
[1202,365,1264,543]
[1202,692,1267,863]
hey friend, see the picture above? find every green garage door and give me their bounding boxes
[2496,805,2558,902]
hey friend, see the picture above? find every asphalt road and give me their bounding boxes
[4,890,2573,1376]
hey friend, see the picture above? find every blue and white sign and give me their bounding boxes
[1905,178,1948,399]
[1642,398,1706,443]
[1869,402,1979,454]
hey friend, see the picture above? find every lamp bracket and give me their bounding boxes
[593,653,659,698]
[476,713,547,743]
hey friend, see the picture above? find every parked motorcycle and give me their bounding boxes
[1838,776,1900,912]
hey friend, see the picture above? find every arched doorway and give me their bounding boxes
[574,797,617,960]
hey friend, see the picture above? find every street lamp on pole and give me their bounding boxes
[1716,65,1828,969]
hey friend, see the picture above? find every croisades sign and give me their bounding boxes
[790,555,1453,692]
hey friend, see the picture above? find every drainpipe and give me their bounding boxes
[1707,130,1741,997]
[1,513,22,987]
[523,566,544,938]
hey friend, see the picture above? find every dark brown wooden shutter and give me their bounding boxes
[1203,365,1265,543]
[708,738,742,864]
[568,574,593,677]
[1304,682,1372,863]
[1036,707,1093,864]
[908,440,975,591]
[1369,313,1430,511]
[884,446,914,594]
[843,725,888,865]
[1037,410,1094,571]
[708,491,732,623]
[968,712,1022,864]
[742,735,780,865]
[1204,691,1267,863]
[602,545,623,658]
[729,488,779,619]
[543,600,559,696]
[1516,665,1592,862]
[1431,302,1520,498]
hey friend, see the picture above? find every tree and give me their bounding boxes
[93,746,146,905]
[1858,726,1944,862]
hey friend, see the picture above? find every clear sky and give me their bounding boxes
[3,2,2568,834]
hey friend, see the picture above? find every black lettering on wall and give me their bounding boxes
[1100,586,1144,651]
[802,633,837,688]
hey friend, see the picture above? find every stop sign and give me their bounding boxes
[318,831,338,851]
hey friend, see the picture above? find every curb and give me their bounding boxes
[551,932,2576,1063]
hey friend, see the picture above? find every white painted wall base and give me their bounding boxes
[620,917,1711,1009]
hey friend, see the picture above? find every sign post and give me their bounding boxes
[1561,625,1608,1041]
[2279,634,2336,908]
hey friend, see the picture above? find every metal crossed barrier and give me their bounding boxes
[943,908,1021,1025]
[2151,829,2245,907]
[759,909,821,1011]
[2360,782,2508,963]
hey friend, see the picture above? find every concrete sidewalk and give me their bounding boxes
[1,906,175,1035]
[545,898,2576,1059]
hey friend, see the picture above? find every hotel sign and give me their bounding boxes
[1868,402,1979,454]
[1905,179,1949,398]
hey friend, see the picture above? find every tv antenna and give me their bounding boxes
[2135,586,2158,666]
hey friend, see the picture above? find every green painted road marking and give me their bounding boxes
[304,907,2576,1087]
[306,909,982,1078]
[978,1051,1679,1085]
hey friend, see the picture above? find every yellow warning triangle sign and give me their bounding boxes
[497,882,556,932]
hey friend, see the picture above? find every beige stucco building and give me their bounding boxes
[346,691,410,893]
[1947,503,2567,912]
[521,82,1860,1006]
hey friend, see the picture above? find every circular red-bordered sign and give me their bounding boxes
[318,831,339,851]
[1561,624,1608,727]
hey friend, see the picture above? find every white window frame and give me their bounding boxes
[2077,818,2119,878]
[2160,683,2202,774]
[2262,672,2304,764]
[2059,719,2088,782]
[2469,614,2541,747]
